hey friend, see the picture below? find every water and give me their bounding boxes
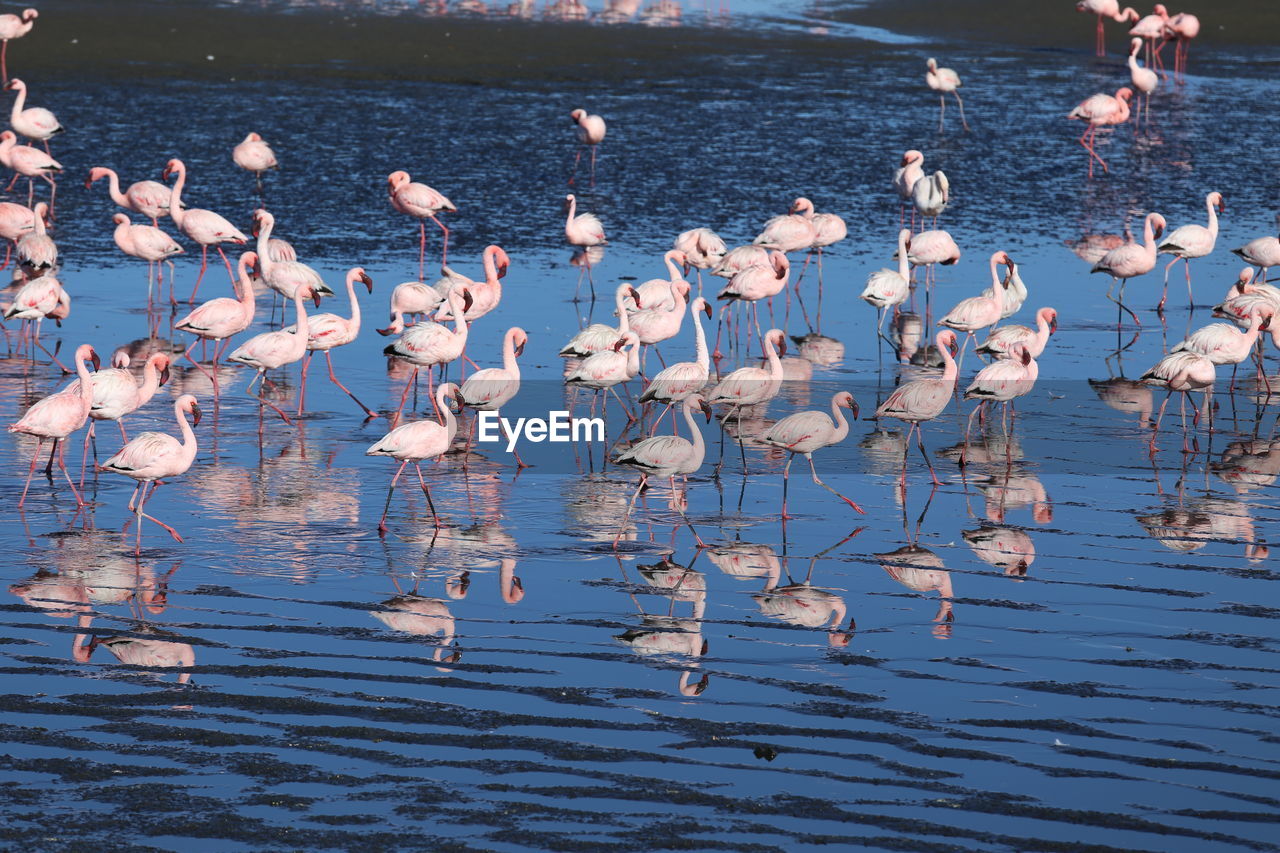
[2,1,1279,850]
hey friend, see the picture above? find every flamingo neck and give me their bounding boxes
[255,216,275,275]
[291,289,310,348]
[102,169,128,207]
[436,386,458,444]
[828,396,851,445]
[988,258,1005,314]
[236,264,256,316]
[692,304,709,371]
[664,251,682,281]
[565,197,576,230]
[764,335,782,379]
[75,351,93,409]
[614,288,632,334]
[937,334,958,382]
[9,83,25,124]
[1205,196,1219,241]
[32,207,46,237]
[137,358,163,406]
[168,166,186,227]
[346,274,362,334]
[684,399,706,467]
[626,341,640,376]
[896,233,910,280]
[449,290,469,336]
[113,219,134,253]
[175,399,196,459]
[502,332,521,378]
[1142,217,1159,257]
[1036,313,1052,348]
[482,247,500,284]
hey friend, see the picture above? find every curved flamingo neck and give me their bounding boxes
[763,335,782,379]
[9,82,25,125]
[1035,313,1053,348]
[483,247,501,283]
[936,332,958,382]
[988,256,1005,314]
[100,169,128,207]
[448,289,469,338]
[291,288,310,348]
[502,331,521,377]
[691,302,708,371]
[137,358,163,405]
[435,385,458,443]
[664,251,683,281]
[345,272,362,334]
[896,232,910,279]
[828,396,851,445]
[31,205,47,236]
[75,350,93,409]
[236,261,256,316]
[167,165,187,227]
[1141,216,1159,259]
[499,559,521,603]
[113,218,134,252]
[565,197,577,230]
[683,398,706,466]
[626,339,640,376]
[1205,195,1219,241]
[255,214,276,276]
[614,287,632,334]
[174,399,197,460]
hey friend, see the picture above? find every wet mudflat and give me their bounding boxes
[0,1,1278,851]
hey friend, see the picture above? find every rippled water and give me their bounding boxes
[2,1,1279,850]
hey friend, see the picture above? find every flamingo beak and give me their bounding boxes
[701,301,712,318]
[161,166,173,181]
[190,402,202,427]
[82,173,93,190]
[159,364,171,386]
[777,337,787,357]
[699,400,713,422]
[361,273,373,293]
[1049,317,1058,335]
[89,351,101,371]
[376,326,395,337]
[312,290,322,308]
[850,399,860,420]
[515,337,526,357]
[461,289,475,313]
[613,338,627,352]
[498,260,509,280]
[627,286,641,308]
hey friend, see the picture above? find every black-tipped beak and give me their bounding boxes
[361,273,373,293]
[776,338,787,357]
[700,400,713,422]
[613,339,626,352]
[628,287,641,307]
[312,291,322,308]
[515,338,526,357]
[701,301,712,318]
[498,261,509,280]
[462,289,475,313]
[89,351,101,371]
[1049,318,1058,335]
[159,365,171,386]
[191,402,202,427]
[850,399,860,420]
[376,326,395,337]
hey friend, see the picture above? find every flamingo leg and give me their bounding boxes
[136,479,182,543]
[780,454,794,520]
[188,244,211,303]
[428,214,450,268]
[1184,258,1195,308]
[953,92,969,131]
[413,462,441,528]
[249,370,294,425]
[669,474,706,548]
[378,460,409,532]
[325,351,377,418]
[393,366,419,427]
[614,474,647,548]
[806,454,864,514]
[17,438,42,508]
[1159,256,1180,311]
[569,147,583,187]
[297,352,310,417]
[417,220,427,282]
[916,422,941,486]
[938,94,945,133]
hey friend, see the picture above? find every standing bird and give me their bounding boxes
[0,8,36,84]
[752,202,818,254]
[1092,211,1166,325]
[0,198,32,267]
[1076,0,1139,56]
[1171,309,1270,389]
[1127,37,1158,123]
[874,330,960,485]
[760,391,865,518]
[67,352,171,484]
[893,150,925,228]
[898,228,961,288]
[100,395,201,551]
[86,166,173,225]
[559,283,641,357]
[432,244,510,324]
[1163,12,1199,80]
[1158,191,1224,309]
[639,297,713,432]
[937,250,1016,358]
[388,169,456,279]
[15,199,54,276]
[1140,350,1215,452]
[174,251,258,384]
[253,208,333,312]
[635,249,690,310]
[564,193,607,300]
[3,272,68,366]
[910,171,949,229]
[977,307,1058,359]
[288,267,376,418]
[1232,231,1280,282]
[861,228,913,338]
[715,250,789,354]
[232,132,277,191]
[963,342,1040,435]
[706,328,786,473]
[566,331,641,420]
[9,343,99,507]
[926,58,967,132]
[628,278,692,368]
[457,327,529,468]
[379,279,447,336]
[1129,4,1170,74]
[5,77,60,151]
[162,158,248,302]
[367,382,461,532]
[789,197,847,321]
[384,286,473,423]
[711,244,769,280]
[0,129,60,207]
[673,227,726,294]
[613,394,714,547]
[110,213,184,305]
[226,284,321,425]
[1068,87,1133,177]
[569,108,606,187]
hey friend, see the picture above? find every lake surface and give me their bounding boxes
[1,1,1279,850]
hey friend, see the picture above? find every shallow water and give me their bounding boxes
[2,1,1279,851]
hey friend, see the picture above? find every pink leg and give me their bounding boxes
[417,220,426,281]
[589,145,598,188]
[394,366,419,427]
[189,245,210,303]
[17,438,42,508]
[1,39,7,85]
[378,460,410,532]
[569,147,583,186]
[53,440,84,507]
[414,462,442,526]
[217,245,236,287]
[297,352,310,417]
[429,214,450,267]
[135,480,183,545]
[326,351,377,418]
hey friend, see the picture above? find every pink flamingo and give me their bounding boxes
[78,628,196,683]
[15,199,53,275]
[899,228,961,288]
[0,199,32,266]
[289,267,376,418]
[1232,231,1280,282]
[1129,4,1170,74]
[635,249,690,310]
[232,132,277,191]
[984,260,1028,318]
[925,58,967,132]
[1158,190,1224,308]
[100,394,201,550]
[1127,38,1158,122]
[86,167,173,225]
[711,245,768,280]
[0,130,59,206]
[5,78,60,150]
[8,343,98,507]
[614,394,714,547]
[893,150,925,227]
[0,8,36,83]
[2,272,68,367]
[754,566,853,647]
[378,279,447,336]
[752,203,817,254]
[706,328,786,472]
[1068,87,1133,177]
[1140,350,1215,452]
[911,171,949,230]
[174,251,258,388]
[760,391,865,518]
[629,278,691,368]
[559,283,641,357]
[673,228,725,294]
[1162,12,1199,80]
[963,341,1040,435]
[716,251,789,353]
[790,197,847,316]
[66,351,171,483]
[1076,0,1138,56]
[457,326,529,468]
[1212,270,1280,325]
[873,329,959,484]
[226,284,321,425]
[388,170,456,280]
[384,286,472,423]
[366,381,461,532]
[639,297,712,432]
[566,330,641,420]
[565,193,606,300]
[162,158,247,303]
[569,108,606,187]
[1092,211,1166,324]
[110,213,184,305]
[432,245,510,323]
[861,229,912,338]
[938,250,1015,358]
[976,307,1058,359]
[253,208,333,312]
[1171,309,1271,389]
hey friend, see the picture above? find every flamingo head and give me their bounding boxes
[0,130,13,145]
[1116,86,1135,102]
[689,394,713,423]
[3,78,23,92]
[351,267,373,293]
[451,286,474,314]
[771,251,789,279]
[1122,7,1140,21]
[564,192,576,208]
[439,381,463,412]
[111,213,129,226]
[446,571,471,600]
[692,296,712,318]
[22,9,36,20]
[1149,212,1166,239]
[789,197,814,216]
[177,395,201,427]
[297,285,322,308]
[1210,191,1225,214]
[768,328,787,357]
[835,391,859,420]
[74,344,100,372]
[627,285,642,308]
[674,279,693,301]
[511,327,528,357]
[1042,307,1059,335]
[926,58,938,71]
[1236,267,1255,291]
[569,108,586,123]
[85,167,111,189]
[161,159,183,181]
[1130,36,1143,53]
[992,251,1014,281]
[151,353,172,386]
[244,132,263,142]
[1154,3,1168,16]
[668,248,690,274]
[251,207,272,232]
[938,329,960,357]
[613,331,638,352]
[901,149,923,167]
[386,171,410,193]
[828,620,855,648]
[491,245,511,278]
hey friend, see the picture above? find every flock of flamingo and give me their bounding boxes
[1,1,1277,557]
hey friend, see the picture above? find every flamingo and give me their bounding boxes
[861,228,912,338]
[457,326,529,468]
[0,8,36,84]
[893,150,925,227]
[984,260,1028,318]
[1127,37,1158,122]
[432,245,510,323]
[378,279,447,336]
[1140,350,1215,452]
[174,251,258,388]
[754,569,853,648]
[388,170,455,279]
[911,171,949,229]
[1092,211,1166,324]
[761,391,865,518]
[384,286,472,423]
[253,208,333,311]
[1232,231,1280,282]
[976,307,1058,359]
[673,227,726,294]
[716,251,789,352]
[232,132,277,190]
[963,341,1040,436]
[565,330,641,420]
[569,108,606,187]
[366,381,461,532]
[1129,4,1170,74]
[628,278,691,369]
[873,330,959,484]
[0,199,31,266]
[2,272,68,366]
[109,213,184,305]
[8,343,98,507]
[1162,12,1199,80]
[706,328,786,473]
[369,594,459,666]
[564,193,606,300]
[15,200,53,276]
[752,202,817,254]
[711,245,769,280]
[100,395,201,550]
[79,627,196,682]
[5,78,60,150]
[162,158,247,302]
[86,167,173,225]
[613,394,714,547]
[226,284,321,425]
[639,297,712,432]
[287,267,376,418]
[1212,270,1280,325]
[559,283,641,357]
[0,130,59,206]
[635,249,689,310]
[1068,87,1133,177]
[1157,191,1224,309]
[65,351,171,482]
[926,58,967,132]
[938,250,1015,357]
[1171,309,1270,389]
[790,197,847,321]
[897,228,960,288]
[1076,0,1139,55]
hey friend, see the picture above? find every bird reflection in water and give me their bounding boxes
[963,526,1035,578]
[1140,454,1268,562]
[369,570,464,671]
[614,551,708,697]
[877,489,953,636]
[752,551,854,649]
